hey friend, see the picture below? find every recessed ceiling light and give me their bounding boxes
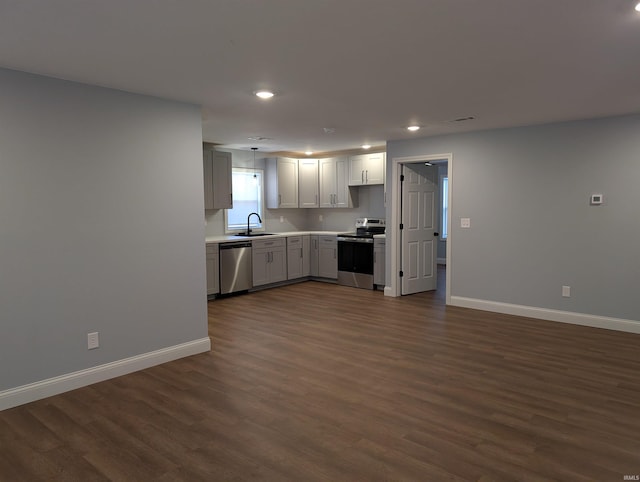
[255,90,274,99]
[305,151,313,156]
[361,144,371,150]
[407,125,420,131]
[636,2,640,11]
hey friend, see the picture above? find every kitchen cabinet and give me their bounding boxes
[206,243,220,296]
[287,235,310,279]
[265,157,298,208]
[309,235,319,276]
[298,159,319,208]
[374,237,385,288]
[348,152,385,186]
[318,235,337,279]
[319,156,357,208]
[252,237,287,287]
[203,149,233,209]
[302,235,310,276]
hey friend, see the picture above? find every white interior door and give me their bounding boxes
[401,163,438,295]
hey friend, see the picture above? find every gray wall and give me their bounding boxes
[387,114,640,322]
[0,68,208,391]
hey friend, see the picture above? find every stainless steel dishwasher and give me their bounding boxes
[219,241,252,295]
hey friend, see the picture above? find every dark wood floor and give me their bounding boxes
[2,269,640,481]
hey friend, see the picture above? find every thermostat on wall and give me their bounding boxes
[590,194,603,205]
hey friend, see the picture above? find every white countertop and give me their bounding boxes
[206,231,342,244]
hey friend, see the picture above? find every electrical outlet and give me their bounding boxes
[87,332,99,350]
[461,218,471,228]
[562,286,571,298]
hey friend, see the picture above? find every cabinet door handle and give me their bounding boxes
[300,247,303,258]
[278,194,282,206]
[365,170,368,183]
[361,170,364,183]
[315,194,318,205]
[230,193,233,205]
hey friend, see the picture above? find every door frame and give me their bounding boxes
[387,153,453,303]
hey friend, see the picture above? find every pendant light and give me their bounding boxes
[251,147,258,186]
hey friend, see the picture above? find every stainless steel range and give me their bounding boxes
[337,218,385,289]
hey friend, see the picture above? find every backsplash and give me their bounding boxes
[204,184,385,236]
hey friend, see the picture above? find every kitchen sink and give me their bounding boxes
[234,233,274,237]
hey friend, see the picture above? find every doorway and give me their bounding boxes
[400,163,438,295]
[388,153,452,303]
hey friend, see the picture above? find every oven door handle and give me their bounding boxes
[337,237,374,243]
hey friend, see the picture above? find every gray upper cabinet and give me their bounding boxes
[203,149,233,209]
[348,152,385,186]
[319,156,357,208]
[298,159,319,208]
[265,157,298,208]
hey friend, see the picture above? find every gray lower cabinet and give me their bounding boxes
[253,238,287,287]
[206,243,219,296]
[309,235,319,277]
[374,238,385,288]
[287,235,310,280]
[317,235,337,279]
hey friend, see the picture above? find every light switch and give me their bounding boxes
[461,218,471,228]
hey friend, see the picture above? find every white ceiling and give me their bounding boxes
[1,0,639,155]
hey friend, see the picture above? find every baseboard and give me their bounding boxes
[450,296,640,334]
[0,337,211,411]
[384,286,395,297]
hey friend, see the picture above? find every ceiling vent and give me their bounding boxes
[449,116,476,123]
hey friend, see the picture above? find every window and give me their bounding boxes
[225,168,264,233]
[441,176,448,239]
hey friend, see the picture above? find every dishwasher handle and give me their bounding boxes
[220,241,252,250]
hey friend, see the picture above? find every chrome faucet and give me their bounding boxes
[247,212,262,235]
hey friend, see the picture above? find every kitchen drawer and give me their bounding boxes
[252,237,285,250]
[287,236,302,246]
[319,236,337,245]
